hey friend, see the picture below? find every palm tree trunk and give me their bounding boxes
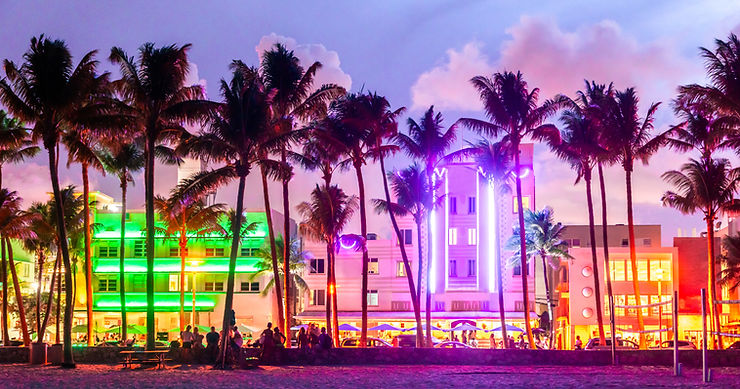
[514,145,535,349]
[540,255,554,348]
[425,170,433,348]
[707,217,722,349]
[415,220,426,346]
[378,155,423,347]
[119,176,128,343]
[597,163,614,321]
[281,149,292,345]
[1,237,8,345]
[7,239,30,346]
[494,183,508,348]
[354,163,370,347]
[40,251,59,341]
[144,135,156,351]
[585,172,606,344]
[179,232,186,333]
[625,167,645,348]
[218,173,247,368]
[260,165,285,332]
[47,144,75,367]
[35,251,43,341]
[55,253,61,344]
[325,242,333,341]
[82,162,93,346]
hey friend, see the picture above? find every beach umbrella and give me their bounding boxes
[290,324,309,331]
[106,324,147,335]
[403,324,444,332]
[71,324,105,333]
[238,324,261,334]
[338,323,360,331]
[369,324,402,331]
[488,324,524,333]
[448,323,483,332]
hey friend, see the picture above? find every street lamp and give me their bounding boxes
[188,259,203,327]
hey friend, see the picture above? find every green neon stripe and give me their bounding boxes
[93,258,260,273]
[93,293,219,312]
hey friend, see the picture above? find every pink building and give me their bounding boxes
[298,144,538,341]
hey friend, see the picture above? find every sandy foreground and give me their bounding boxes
[3,364,740,388]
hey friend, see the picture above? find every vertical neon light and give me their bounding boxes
[475,169,480,290]
[444,169,449,291]
[430,172,437,294]
[488,179,497,292]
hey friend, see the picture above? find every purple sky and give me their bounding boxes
[2,1,740,245]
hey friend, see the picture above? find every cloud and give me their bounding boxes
[185,62,208,97]
[255,33,352,91]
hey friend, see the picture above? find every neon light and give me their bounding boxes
[93,258,260,273]
[444,169,449,291]
[488,179,497,292]
[94,230,267,239]
[475,170,480,291]
[339,236,359,250]
[517,167,531,179]
[430,173,437,294]
[93,292,218,312]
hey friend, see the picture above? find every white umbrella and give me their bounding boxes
[238,324,261,334]
[448,323,483,332]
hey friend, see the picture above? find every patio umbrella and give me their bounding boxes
[488,324,524,333]
[369,324,402,331]
[238,324,261,334]
[448,323,483,332]
[403,324,445,332]
[71,324,105,333]
[106,325,147,335]
[338,323,360,331]
[290,324,309,331]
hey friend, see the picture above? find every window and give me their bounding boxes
[397,229,412,245]
[310,258,325,274]
[99,245,118,258]
[134,240,145,257]
[204,275,224,291]
[367,290,379,306]
[169,247,188,257]
[513,264,529,276]
[467,228,477,245]
[98,275,117,292]
[625,261,648,281]
[240,281,259,293]
[649,259,671,281]
[450,197,457,214]
[132,275,145,291]
[448,228,458,245]
[449,260,457,277]
[513,196,530,213]
[610,260,626,282]
[396,261,408,277]
[168,274,189,292]
[368,258,379,275]
[205,247,225,257]
[571,239,581,247]
[467,259,476,277]
[468,197,476,214]
[621,239,629,247]
[311,289,326,306]
[240,247,258,257]
[643,238,652,246]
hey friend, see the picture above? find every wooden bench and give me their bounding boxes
[120,350,170,370]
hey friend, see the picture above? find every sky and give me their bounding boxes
[1,1,740,245]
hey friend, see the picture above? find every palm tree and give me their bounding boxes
[667,100,736,163]
[507,207,572,348]
[260,43,345,335]
[662,158,740,349]
[99,142,144,341]
[109,43,216,350]
[601,87,668,348]
[372,164,431,347]
[445,139,515,347]
[0,110,39,189]
[154,192,226,332]
[297,184,358,345]
[0,36,111,366]
[0,189,36,346]
[175,63,279,367]
[251,237,310,297]
[396,106,457,346]
[550,97,608,344]
[719,234,740,292]
[63,128,105,346]
[457,71,561,348]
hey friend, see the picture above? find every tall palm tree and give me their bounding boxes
[251,237,310,297]
[446,139,515,347]
[99,142,144,341]
[175,63,280,367]
[507,207,572,348]
[0,36,111,366]
[719,234,740,292]
[154,192,226,332]
[667,100,736,163]
[63,128,105,346]
[396,106,457,345]
[372,164,432,347]
[457,71,561,348]
[0,189,36,346]
[297,184,358,345]
[662,158,740,349]
[260,43,345,335]
[550,98,607,344]
[601,87,668,348]
[0,110,39,189]
[108,43,216,350]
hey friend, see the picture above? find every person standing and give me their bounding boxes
[273,327,286,348]
[206,326,220,362]
[298,328,309,351]
[574,336,583,350]
[260,322,276,363]
[181,325,194,349]
[318,327,332,351]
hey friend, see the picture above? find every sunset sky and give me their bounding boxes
[2,1,740,244]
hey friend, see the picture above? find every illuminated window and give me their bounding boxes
[98,275,117,292]
[310,258,325,274]
[650,295,660,315]
[133,240,145,257]
[626,295,636,316]
[168,274,189,292]
[654,260,672,281]
[610,260,626,282]
[467,259,476,277]
[625,261,648,281]
[240,247,258,257]
[132,275,145,291]
[661,295,672,314]
[513,196,530,213]
[169,246,188,257]
[640,295,649,316]
[615,295,625,316]
[396,261,407,277]
[449,260,457,277]
[311,289,325,306]
[368,258,379,275]
[468,228,477,245]
[205,247,225,257]
[468,197,476,214]
[99,245,118,258]
[367,290,379,306]
[450,197,457,214]
[448,228,458,245]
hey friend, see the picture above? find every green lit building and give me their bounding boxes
[77,191,296,337]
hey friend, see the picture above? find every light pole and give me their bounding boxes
[188,259,203,327]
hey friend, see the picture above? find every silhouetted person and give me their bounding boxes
[318,327,332,350]
[260,322,275,363]
[298,328,309,351]
[206,326,219,362]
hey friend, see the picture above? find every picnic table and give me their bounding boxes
[119,350,170,369]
